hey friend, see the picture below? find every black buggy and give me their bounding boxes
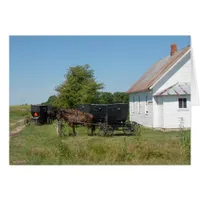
[77,103,141,136]
[24,105,56,126]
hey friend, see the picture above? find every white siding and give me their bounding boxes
[162,95,191,128]
[129,91,153,127]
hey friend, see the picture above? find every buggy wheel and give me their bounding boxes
[24,116,31,127]
[132,122,141,136]
[98,123,107,136]
[135,124,141,135]
[123,123,132,135]
[106,125,114,137]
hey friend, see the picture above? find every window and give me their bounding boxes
[138,96,141,114]
[132,96,135,112]
[179,98,187,108]
[145,96,148,114]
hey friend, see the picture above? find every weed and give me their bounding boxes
[180,131,191,163]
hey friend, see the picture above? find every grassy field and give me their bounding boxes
[9,120,191,165]
[9,105,31,131]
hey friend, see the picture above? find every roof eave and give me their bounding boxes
[126,88,151,94]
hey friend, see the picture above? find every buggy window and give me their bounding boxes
[93,107,102,112]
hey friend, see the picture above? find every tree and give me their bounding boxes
[41,95,58,106]
[113,92,129,103]
[95,92,113,104]
[55,65,104,108]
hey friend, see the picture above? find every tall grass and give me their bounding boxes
[180,129,190,163]
[9,121,191,165]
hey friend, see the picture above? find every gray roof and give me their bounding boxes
[154,82,190,96]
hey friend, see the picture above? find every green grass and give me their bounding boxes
[10,105,30,122]
[9,121,191,165]
[10,105,31,130]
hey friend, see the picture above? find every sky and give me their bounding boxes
[9,36,190,105]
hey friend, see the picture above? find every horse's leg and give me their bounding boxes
[67,122,71,136]
[87,125,91,136]
[88,124,95,136]
[72,123,76,136]
[67,122,75,136]
[92,125,95,135]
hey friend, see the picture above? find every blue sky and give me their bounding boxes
[10,36,190,105]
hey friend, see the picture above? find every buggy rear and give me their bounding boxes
[30,105,56,125]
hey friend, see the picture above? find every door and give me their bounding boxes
[107,106,117,124]
[156,97,163,128]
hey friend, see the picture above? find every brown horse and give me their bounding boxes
[56,109,95,136]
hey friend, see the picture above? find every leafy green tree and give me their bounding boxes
[55,65,104,108]
[113,92,129,103]
[95,92,113,104]
[41,95,58,106]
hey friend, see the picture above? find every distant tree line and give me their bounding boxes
[20,103,28,106]
[41,65,129,108]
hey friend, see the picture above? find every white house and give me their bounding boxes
[127,44,191,129]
